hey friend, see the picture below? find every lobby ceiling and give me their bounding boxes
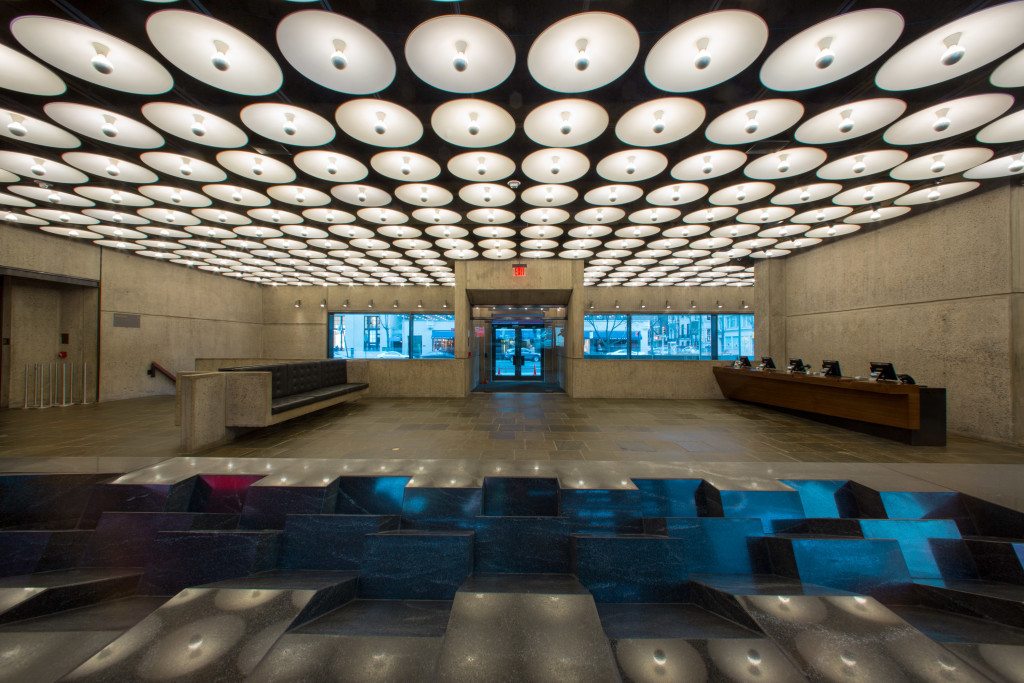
[0,0,1022,289]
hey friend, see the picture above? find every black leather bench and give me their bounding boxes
[221,360,368,415]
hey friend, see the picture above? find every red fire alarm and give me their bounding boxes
[512,264,527,277]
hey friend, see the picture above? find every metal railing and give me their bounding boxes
[22,362,91,408]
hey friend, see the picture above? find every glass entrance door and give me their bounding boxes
[492,324,544,380]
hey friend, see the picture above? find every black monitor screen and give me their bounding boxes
[788,358,807,372]
[761,356,776,369]
[822,360,842,377]
[869,362,899,381]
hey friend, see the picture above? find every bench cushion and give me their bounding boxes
[321,359,348,386]
[271,383,369,415]
[220,364,292,399]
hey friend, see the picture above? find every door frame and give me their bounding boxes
[491,323,544,381]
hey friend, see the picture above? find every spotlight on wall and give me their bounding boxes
[664,300,671,310]
[392,300,399,309]
[417,299,424,309]
[639,300,646,309]
[689,299,696,309]
[614,300,620,310]
[367,300,374,309]
[342,299,349,309]
[741,300,749,309]
[716,300,723,309]
[320,299,327,309]
[293,299,302,308]
[442,301,449,309]
[587,301,594,310]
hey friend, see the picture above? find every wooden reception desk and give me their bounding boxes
[713,367,947,446]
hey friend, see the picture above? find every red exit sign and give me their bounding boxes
[512,264,527,277]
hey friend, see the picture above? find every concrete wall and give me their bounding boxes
[568,359,729,399]
[756,184,1024,443]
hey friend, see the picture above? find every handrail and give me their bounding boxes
[148,361,177,383]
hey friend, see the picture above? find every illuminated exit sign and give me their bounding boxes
[512,264,527,277]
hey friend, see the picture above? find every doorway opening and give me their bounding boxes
[471,310,565,394]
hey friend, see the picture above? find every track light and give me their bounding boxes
[716,300,723,309]
[211,40,231,71]
[694,37,711,69]
[293,299,302,308]
[940,32,965,66]
[574,38,590,71]
[814,36,835,69]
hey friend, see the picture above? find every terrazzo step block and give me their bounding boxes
[574,534,690,602]
[239,484,338,530]
[697,481,805,528]
[0,530,93,576]
[187,474,266,513]
[598,602,804,682]
[781,479,860,518]
[0,569,141,625]
[849,483,972,526]
[962,495,1024,539]
[279,514,400,570]
[888,601,1024,652]
[559,487,644,533]
[139,530,281,595]
[472,515,571,573]
[64,571,359,682]
[760,536,912,597]
[913,579,1024,630]
[248,599,452,682]
[436,574,620,682]
[360,530,473,599]
[690,576,987,682]
[401,486,483,522]
[633,478,702,518]
[0,474,112,530]
[482,477,559,517]
[644,517,767,574]
[79,477,199,528]
[80,512,238,568]
[943,643,1024,683]
[335,476,411,515]
[964,537,1024,584]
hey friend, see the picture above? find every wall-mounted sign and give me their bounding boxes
[512,264,527,277]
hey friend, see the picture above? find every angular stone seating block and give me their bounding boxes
[644,517,766,574]
[633,478,702,518]
[914,579,1024,630]
[81,512,238,568]
[781,479,860,518]
[240,483,338,530]
[574,534,690,602]
[859,518,976,580]
[0,568,141,625]
[760,536,912,596]
[698,481,805,529]
[482,476,559,517]
[360,530,473,599]
[964,537,1024,584]
[0,474,112,530]
[80,476,199,528]
[962,494,1024,539]
[139,530,281,595]
[280,514,400,571]
[472,515,571,574]
[401,486,482,521]
[849,482,972,525]
[0,530,92,577]
[436,574,620,682]
[335,476,410,514]
[248,599,451,682]
[559,487,643,533]
[64,571,358,682]
[187,474,265,513]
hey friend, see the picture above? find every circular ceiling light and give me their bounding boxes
[890,147,993,180]
[614,97,705,147]
[743,147,827,180]
[708,182,775,206]
[139,185,211,208]
[395,184,453,207]
[645,183,709,207]
[524,99,608,147]
[0,108,78,148]
[458,183,516,207]
[405,15,514,93]
[11,16,172,94]
[976,110,1024,144]
[332,184,391,207]
[569,225,613,238]
[992,48,1024,88]
[146,10,282,95]
[336,99,422,147]
[371,151,440,182]
[876,2,1024,91]
[431,99,514,148]
[447,152,515,182]
[216,151,296,184]
[0,42,66,96]
[846,206,911,224]
[303,208,355,225]
[832,182,909,206]
[791,205,854,224]
[596,149,667,182]
[293,150,367,183]
[521,208,570,225]
[794,98,907,144]
[760,9,904,91]
[705,99,804,144]
[523,184,579,207]
[466,208,514,224]
[709,224,758,239]
[276,10,394,95]
[201,185,269,207]
[805,224,861,238]
[817,149,908,179]
[75,186,151,207]
[683,207,737,223]
[140,102,248,149]
[672,149,747,180]
[736,206,795,223]
[8,185,90,207]
[757,224,807,239]
[583,185,642,206]
[645,10,767,92]
[267,185,330,207]
[63,152,156,183]
[771,183,842,205]
[43,102,163,149]
[239,103,335,147]
[964,153,1024,179]
[140,152,226,183]
[527,12,639,93]
[521,148,589,183]
[895,181,979,205]
[884,94,1013,145]
[628,207,679,224]
[577,207,625,224]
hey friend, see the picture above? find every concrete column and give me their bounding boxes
[754,259,787,362]
[1009,183,1024,444]
[454,261,471,395]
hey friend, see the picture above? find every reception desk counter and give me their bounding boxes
[713,367,946,446]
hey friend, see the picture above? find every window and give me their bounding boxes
[583,313,753,360]
[329,313,455,359]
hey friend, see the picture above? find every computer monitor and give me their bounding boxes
[736,356,752,367]
[761,356,776,369]
[822,360,842,377]
[788,358,807,372]
[869,362,899,382]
